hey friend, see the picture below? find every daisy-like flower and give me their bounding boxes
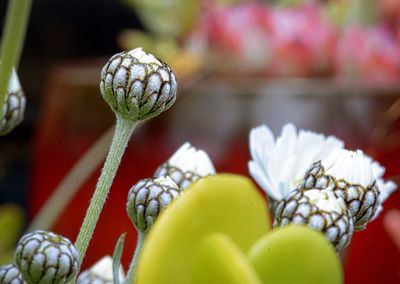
[154,142,216,189]
[300,149,382,230]
[76,256,124,284]
[248,123,343,204]
[274,188,354,251]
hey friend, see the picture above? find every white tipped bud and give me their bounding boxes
[301,149,381,230]
[0,70,26,135]
[274,189,354,251]
[100,47,177,121]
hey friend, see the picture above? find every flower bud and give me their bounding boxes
[76,256,124,284]
[0,264,24,284]
[0,70,26,135]
[100,47,177,121]
[14,230,80,284]
[274,189,354,251]
[127,176,180,233]
[154,142,216,189]
[300,149,381,230]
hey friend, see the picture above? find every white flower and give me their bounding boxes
[77,256,125,284]
[248,123,344,201]
[154,142,216,189]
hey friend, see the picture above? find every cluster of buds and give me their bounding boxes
[249,123,397,251]
[274,149,385,250]
[0,69,26,136]
[127,143,215,233]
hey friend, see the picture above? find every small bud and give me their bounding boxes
[127,176,180,233]
[0,264,24,284]
[0,70,26,135]
[154,142,216,189]
[274,189,354,251]
[14,230,80,284]
[100,47,177,121]
[301,149,381,230]
[76,256,124,284]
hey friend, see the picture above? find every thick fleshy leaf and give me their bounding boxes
[135,174,270,284]
[193,233,262,284]
[248,225,343,284]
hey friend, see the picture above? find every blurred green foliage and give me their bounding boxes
[0,204,23,265]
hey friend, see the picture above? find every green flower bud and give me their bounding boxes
[100,48,177,121]
[127,176,180,233]
[14,230,80,284]
[0,70,26,135]
[0,264,24,284]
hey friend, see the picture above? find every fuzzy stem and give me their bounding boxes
[75,116,136,263]
[126,232,146,284]
[0,0,32,117]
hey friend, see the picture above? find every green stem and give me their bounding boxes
[75,116,136,263]
[126,232,146,284]
[0,0,32,117]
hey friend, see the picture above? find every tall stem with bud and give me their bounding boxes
[72,48,177,279]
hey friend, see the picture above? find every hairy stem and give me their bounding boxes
[75,116,136,263]
[126,232,146,284]
[0,0,32,116]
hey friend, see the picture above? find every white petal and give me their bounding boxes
[248,123,344,202]
[321,149,375,187]
[86,256,125,281]
[128,47,162,65]
[168,142,215,176]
